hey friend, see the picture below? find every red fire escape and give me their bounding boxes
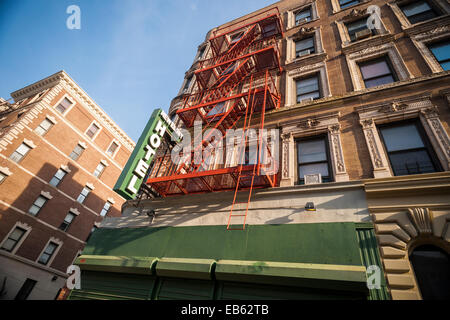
[146,8,284,229]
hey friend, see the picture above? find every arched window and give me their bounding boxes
[409,244,450,299]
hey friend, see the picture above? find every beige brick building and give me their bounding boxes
[0,71,134,299]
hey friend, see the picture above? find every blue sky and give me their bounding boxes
[0,0,275,142]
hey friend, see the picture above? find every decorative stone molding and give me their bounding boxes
[69,208,81,216]
[357,95,450,176]
[0,166,12,176]
[407,208,433,235]
[285,61,331,107]
[85,182,95,190]
[107,197,115,204]
[410,25,450,73]
[60,164,71,173]
[280,112,349,185]
[45,115,57,124]
[346,42,412,91]
[78,141,87,149]
[23,138,36,149]
[100,159,109,167]
[40,191,53,200]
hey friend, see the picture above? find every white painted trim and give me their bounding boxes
[23,138,36,149]
[84,120,102,141]
[0,166,12,176]
[85,182,95,190]
[69,207,81,216]
[106,139,121,159]
[52,93,76,116]
[40,190,53,200]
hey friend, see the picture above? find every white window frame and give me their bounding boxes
[36,237,63,266]
[34,115,57,136]
[286,27,325,64]
[106,140,120,158]
[53,94,75,116]
[345,42,412,91]
[10,139,36,163]
[0,222,32,255]
[84,120,102,140]
[0,166,12,184]
[285,61,331,107]
[286,2,319,30]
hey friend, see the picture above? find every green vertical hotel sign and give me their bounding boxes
[114,108,182,200]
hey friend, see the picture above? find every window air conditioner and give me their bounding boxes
[304,173,322,185]
[355,29,372,40]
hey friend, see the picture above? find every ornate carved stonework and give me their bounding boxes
[343,8,366,20]
[379,103,408,113]
[407,208,433,235]
[298,118,320,129]
[364,127,384,168]
[295,26,315,38]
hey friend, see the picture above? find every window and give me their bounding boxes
[100,201,112,217]
[38,241,58,265]
[107,142,119,156]
[86,123,100,139]
[296,74,321,102]
[295,7,312,25]
[14,279,37,300]
[93,162,106,178]
[297,136,332,184]
[378,121,441,176]
[69,144,85,161]
[339,0,360,9]
[34,118,53,136]
[77,187,91,204]
[358,57,397,88]
[28,196,47,216]
[207,102,226,117]
[198,47,205,60]
[59,212,76,231]
[346,18,374,42]
[10,143,31,163]
[0,172,6,184]
[183,76,192,91]
[49,169,67,187]
[1,227,26,252]
[428,40,450,71]
[409,245,450,300]
[400,0,439,24]
[55,98,72,114]
[230,31,244,44]
[262,23,277,37]
[295,37,315,57]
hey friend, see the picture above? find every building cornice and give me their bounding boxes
[10,71,135,151]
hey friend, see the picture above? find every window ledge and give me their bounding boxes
[286,18,319,32]
[403,14,450,35]
[285,52,327,67]
[341,33,395,54]
[332,0,371,15]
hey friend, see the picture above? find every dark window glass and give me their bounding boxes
[400,0,439,24]
[263,23,277,37]
[428,40,450,71]
[295,8,312,25]
[69,144,84,161]
[1,227,26,252]
[297,136,332,184]
[359,57,396,88]
[14,279,37,300]
[55,98,72,114]
[295,37,315,57]
[183,76,192,91]
[296,74,320,102]
[49,169,67,187]
[340,0,360,9]
[230,31,244,44]
[38,242,58,265]
[28,196,47,216]
[410,245,450,300]
[346,18,374,42]
[379,121,440,176]
[207,102,227,117]
[59,212,76,231]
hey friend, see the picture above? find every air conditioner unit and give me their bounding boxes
[301,97,314,103]
[296,17,309,25]
[297,49,311,57]
[304,173,322,185]
[355,29,372,40]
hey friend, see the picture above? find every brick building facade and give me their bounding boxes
[0,71,134,299]
[69,0,449,300]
